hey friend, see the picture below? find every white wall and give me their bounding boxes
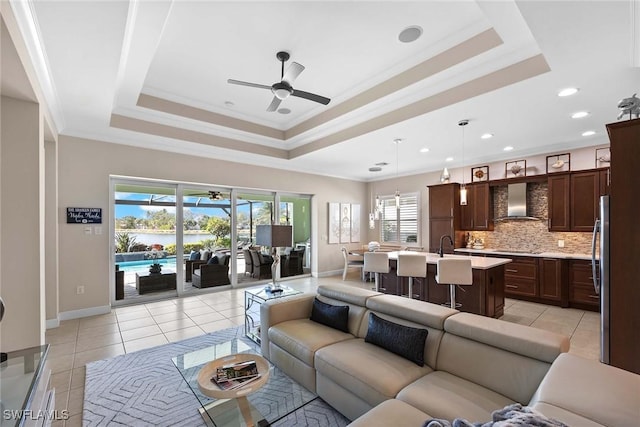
[56,135,367,318]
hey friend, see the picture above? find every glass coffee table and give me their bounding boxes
[244,285,303,344]
[172,338,316,427]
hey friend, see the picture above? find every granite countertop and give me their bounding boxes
[385,251,512,270]
[454,248,595,261]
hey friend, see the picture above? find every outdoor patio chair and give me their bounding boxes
[192,254,230,288]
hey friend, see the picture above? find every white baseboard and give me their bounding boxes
[46,318,60,329]
[316,269,342,278]
[58,305,111,321]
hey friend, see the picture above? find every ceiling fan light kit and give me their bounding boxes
[228,51,331,112]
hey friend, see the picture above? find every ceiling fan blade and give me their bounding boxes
[291,89,331,105]
[227,79,272,90]
[266,96,282,112]
[282,62,305,85]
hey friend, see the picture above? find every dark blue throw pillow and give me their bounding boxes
[310,298,349,333]
[189,251,199,261]
[207,255,219,265]
[365,313,428,366]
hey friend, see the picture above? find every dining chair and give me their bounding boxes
[341,247,364,281]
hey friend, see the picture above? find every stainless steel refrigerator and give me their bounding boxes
[592,195,609,364]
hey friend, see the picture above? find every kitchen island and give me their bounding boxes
[374,252,511,318]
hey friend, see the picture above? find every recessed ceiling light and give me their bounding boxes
[398,25,423,43]
[277,108,291,114]
[558,87,579,97]
[480,133,493,139]
[445,157,454,162]
[504,146,514,151]
[582,130,596,136]
[571,111,590,119]
[368,167,382,172]
[420,147,430,153]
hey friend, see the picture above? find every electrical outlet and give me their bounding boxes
[558,239,565,248]
[76,285,85,295]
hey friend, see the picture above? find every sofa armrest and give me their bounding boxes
[260,293,315,359]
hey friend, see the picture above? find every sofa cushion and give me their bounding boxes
[268,319,353,366]
[397,370,515,423]
[529,353,640,427]
[200,249,210,261]
[348,399,432,427]
[365,294,458,332]
[365,313,428,366]
[189,250,199,260]
[436,333,552,405]
[315,338,433,407]
[444,313,569,363]
[207,255,219,265]
[310,298,349,332]
[317,284,381,306]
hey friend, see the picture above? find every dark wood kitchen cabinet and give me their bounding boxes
[570,170,600,232]
[460,182,493,231]
[568,259,599,311]
[503,256,538,298]
[606,118,640,374]
[428,183,462,253]
[547,173,570,231]
[538,257,567,304]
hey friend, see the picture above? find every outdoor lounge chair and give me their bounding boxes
[192,254,230,288]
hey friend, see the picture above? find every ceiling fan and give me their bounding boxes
[190,191,225,201]
[228,51,331,112]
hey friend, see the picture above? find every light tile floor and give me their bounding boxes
[46,273,600,426]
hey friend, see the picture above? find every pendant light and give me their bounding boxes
[369,188,376,229]
[394,139,402,206]
[458,120,469,206]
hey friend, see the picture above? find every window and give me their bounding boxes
[380,193,419,244]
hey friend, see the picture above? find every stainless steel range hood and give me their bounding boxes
[496,183,540,221]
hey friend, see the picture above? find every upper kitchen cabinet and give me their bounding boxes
[547,173,570,231]
[547,168,609,232]
[460,182,493,231]
[428,183,461,253]
[571,170,600,231]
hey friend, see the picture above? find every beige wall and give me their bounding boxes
[56,135,367,317]
[1,96,45,351]
[45,139,59,324]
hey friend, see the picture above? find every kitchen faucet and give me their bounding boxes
[439,235,454,258]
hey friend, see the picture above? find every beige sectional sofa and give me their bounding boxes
[260,283,639,426]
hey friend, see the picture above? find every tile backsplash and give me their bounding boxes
[468,183,594,255]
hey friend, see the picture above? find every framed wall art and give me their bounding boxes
[505,160,526,178]
[350,204,360,243]
[339,203,351,243]
[328,202,340,244]
[546,153,570,173]
[595,147,611,168]
[471,166,489,182]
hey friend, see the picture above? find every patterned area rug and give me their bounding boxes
[84,326,349,426]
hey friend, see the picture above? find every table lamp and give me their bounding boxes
[256,224,293,290]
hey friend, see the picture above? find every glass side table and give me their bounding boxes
[244,285,303,344]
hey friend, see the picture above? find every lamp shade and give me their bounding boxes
[256,225,292,247]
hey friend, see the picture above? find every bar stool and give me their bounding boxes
[364,252,390,292]
[436,258,473,309]
[396,253,427,299]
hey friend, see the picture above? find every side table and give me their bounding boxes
[244,286,302,344]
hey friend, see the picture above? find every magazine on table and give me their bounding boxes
[211,359,260,390]
[211,373,261,391]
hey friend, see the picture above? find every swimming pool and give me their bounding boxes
[116,256,178,274]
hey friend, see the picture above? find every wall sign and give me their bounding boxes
[67,207,102,224]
